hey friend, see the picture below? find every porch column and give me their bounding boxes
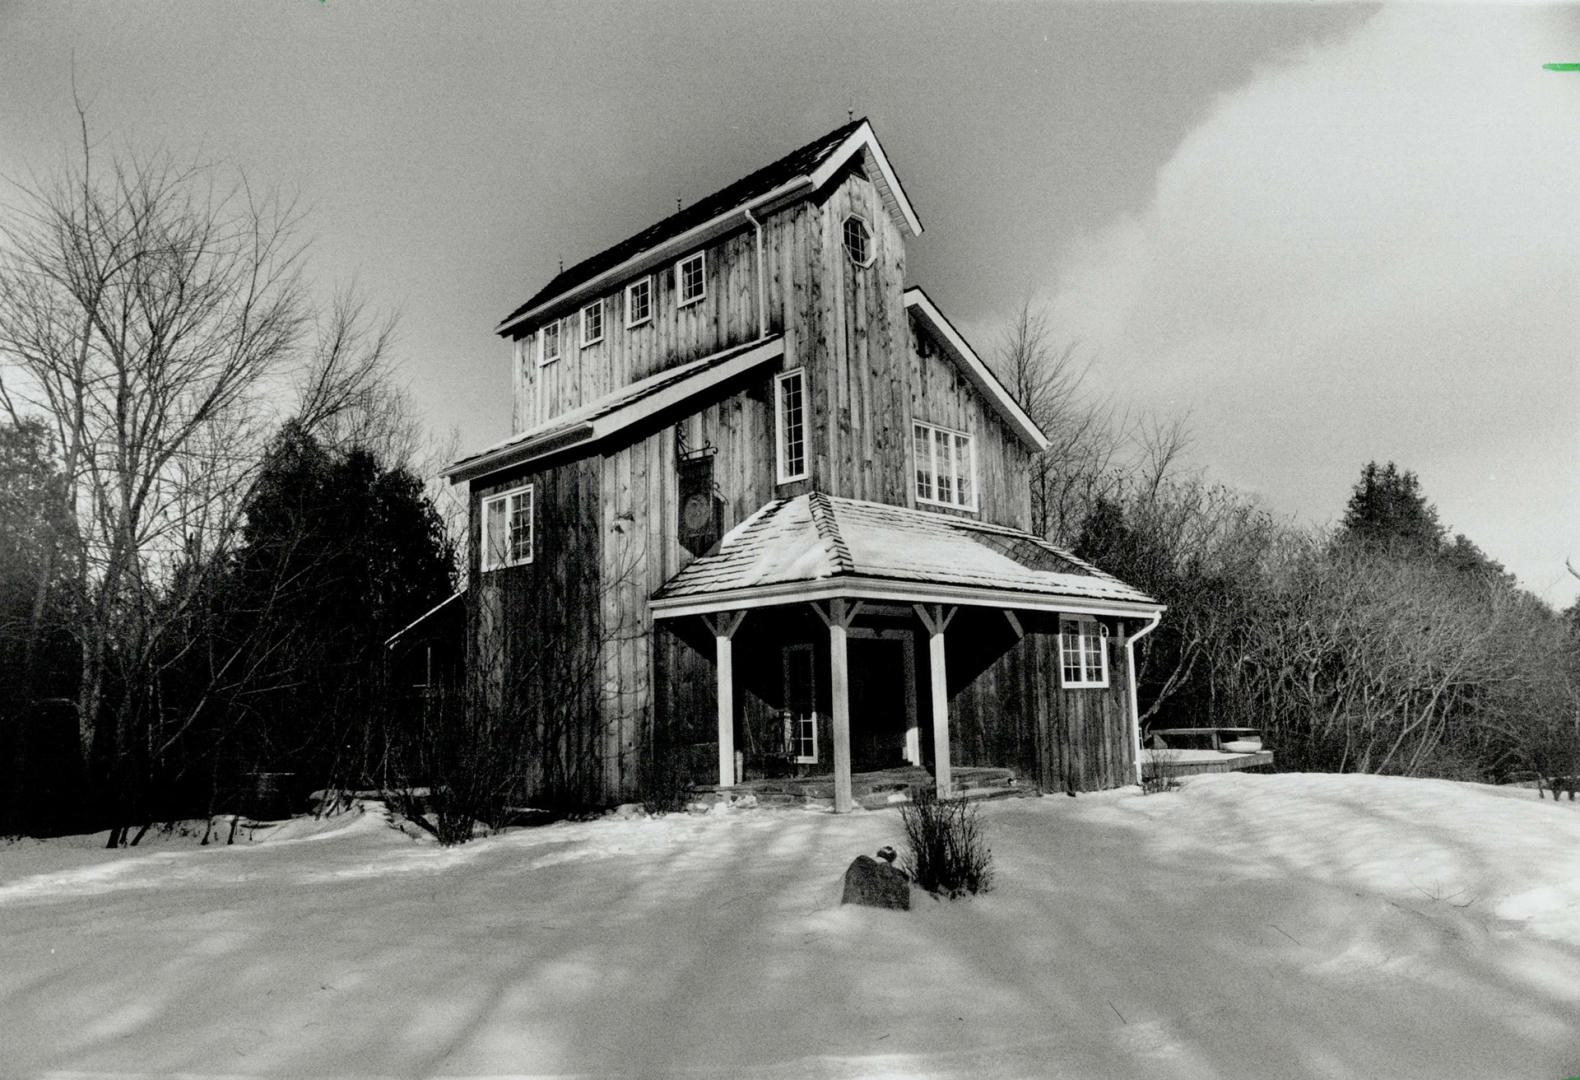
[914,604,958,798]
[813,599,864,814]
[707,611,747,787]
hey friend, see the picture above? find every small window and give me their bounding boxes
[625,277,652,328]
[481,483,534,571]
[580,300,604,347]
[784,644,818,764]
[538,321,561,366]
[677,251,706,307]
[775,369,808,484]
[843,216,873,267]
[1059,618,1109,688]
[913,421,976,510]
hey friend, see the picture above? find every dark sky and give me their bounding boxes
[3,1,1575,604]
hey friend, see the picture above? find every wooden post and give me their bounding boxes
[708,611,747,788]
[914,603,957,799]
[813,599,864,814]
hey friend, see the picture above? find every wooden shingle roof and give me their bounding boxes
[652,493,1159,613]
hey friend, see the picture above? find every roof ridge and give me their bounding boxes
[807,491,856,576]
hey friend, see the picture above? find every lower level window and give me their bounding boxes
[1059,617,1108,688]
[783,643,818,763]
[481,483,534,571]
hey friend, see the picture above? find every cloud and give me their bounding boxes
[1045,6,1580,602]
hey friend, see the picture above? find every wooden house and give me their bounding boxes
[445,119,1164,811]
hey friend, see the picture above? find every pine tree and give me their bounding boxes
[1339,461,1444,555]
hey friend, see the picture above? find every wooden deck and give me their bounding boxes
[1140,748,1275,779]
[695,766,1032,811]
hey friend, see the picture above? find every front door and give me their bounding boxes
[849,639,910,770]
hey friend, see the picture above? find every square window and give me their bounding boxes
[913,421,975,510]
[580,300,604,347]
[775,369,808,483]
[626,277,652,328]
[481,484,534,571]
[677,251,706,306]
[538,321,561,366]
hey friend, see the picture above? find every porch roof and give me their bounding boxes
[651,493,1161,618]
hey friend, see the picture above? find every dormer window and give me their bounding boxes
[538,320,561,366]
[626,277,652,328]
[677,251,706,307]
[842,216,873,267]
[580,300,604,347]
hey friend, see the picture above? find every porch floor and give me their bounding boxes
[696,765,1033,811]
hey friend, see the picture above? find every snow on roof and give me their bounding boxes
[654,493,1157,607]
[445,335,784,484]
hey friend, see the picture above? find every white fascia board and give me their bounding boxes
[810,122,924,238]
[496,179,813,337]
[651,576,1163,620]
[445,337,785,485]
[903,287,1051,452]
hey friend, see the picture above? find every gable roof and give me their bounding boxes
[445,336,785,484]
[651,493,1160,617]
[904,286,1051,453]
[497,119,923,338]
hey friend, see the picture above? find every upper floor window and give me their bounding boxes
[538,320,561,366]
[913,421,975,510]
[481,483,534,571]
[580,300,604,347]
[1059,617,1109,689]
[843,216,873,267]
[677,251,706,307]
[626,277,652,328]
[775,369,808,484]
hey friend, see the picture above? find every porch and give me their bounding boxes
[695,765,1031,811]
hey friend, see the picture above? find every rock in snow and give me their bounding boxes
[841,852,911,910]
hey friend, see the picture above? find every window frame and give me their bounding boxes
[842,215,874,268]
[676,251,707,307]
[480,483,535,572]
[783,643,819,764]
[1058,616,1110,689]
[912,420,978,512]
[580,300,604,348]
[774,368,809,484]
[538,320,561,367]
[625,276,652,329]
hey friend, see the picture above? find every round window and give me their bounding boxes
[842,216,873,267]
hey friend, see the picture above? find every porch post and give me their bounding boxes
[812,599,863,814]
[915,604,958,799]
[708,611,747,788]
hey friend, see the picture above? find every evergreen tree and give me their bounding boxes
[1339,461,1444,554]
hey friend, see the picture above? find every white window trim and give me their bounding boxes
[625,276,652,329]
[774,368,809,485]
[538,321,561,367]
[783,643,818,764]
[842,214,875,268]
[676,251,706,307]
[913,420,978,512]
[480,483,534,572]
[580,300,604,348]
[1059,616,1110,689]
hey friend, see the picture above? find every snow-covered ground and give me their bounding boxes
[2,774,1578,1080]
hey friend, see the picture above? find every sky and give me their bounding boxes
[2,1,1576,605]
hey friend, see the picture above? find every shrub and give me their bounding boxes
[1142,746,1184,794]
[900,787,993,898]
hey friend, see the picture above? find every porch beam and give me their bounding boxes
[918,603,956,799]
[1004,610,1024,640]
[829,598,854,813]
[707,611,747,788]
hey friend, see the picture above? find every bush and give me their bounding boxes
[900,787,993,898]
[1142,746,1184,794]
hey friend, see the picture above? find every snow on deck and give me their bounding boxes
[2,775,1579,1078]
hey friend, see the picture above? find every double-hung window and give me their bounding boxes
[783,644,818,763]
[1059,617,1108,688]
[625,276,652,328]
[538,320,561,366]
[580,300,604,347]
[913,421,975,510]
[677,251,706,307]
[774,368,808,483]
[481,483,534,571]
